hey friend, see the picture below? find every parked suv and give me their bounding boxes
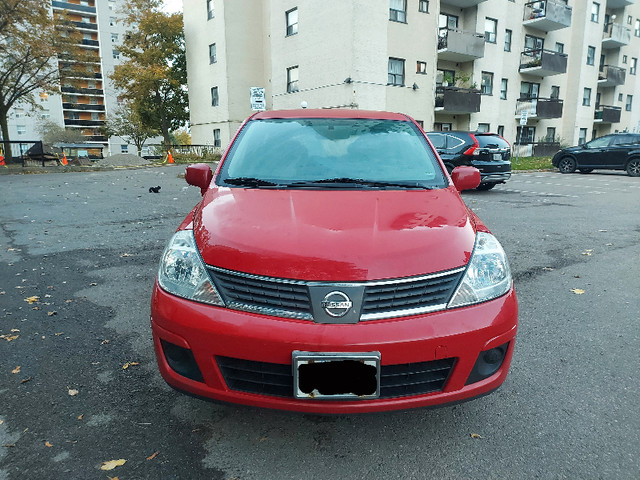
[426,131,512,190]
[552,133,640,177]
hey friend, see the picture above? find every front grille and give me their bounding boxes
[207,266,465,321]
[216,356,455,399]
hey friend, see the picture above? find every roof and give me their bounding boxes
[251,109,411,121]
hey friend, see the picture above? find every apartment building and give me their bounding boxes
[5,0,138,157]
[184,0,640,152]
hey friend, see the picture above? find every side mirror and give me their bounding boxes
[450,166,481,191]
[185,163,213,196]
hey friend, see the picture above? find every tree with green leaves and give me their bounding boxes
[0,0,80,158]
[101,103,158,156]
[111,0,188,150]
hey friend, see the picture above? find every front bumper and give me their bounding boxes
[480,172,512,184]
[150,282,518,413]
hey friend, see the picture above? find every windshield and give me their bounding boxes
[217,118,447,189]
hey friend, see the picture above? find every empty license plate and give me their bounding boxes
[292,351,381,400]
[493,153,502,160]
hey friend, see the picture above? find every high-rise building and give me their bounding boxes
[5,0,140,157]
[184,0,640,153]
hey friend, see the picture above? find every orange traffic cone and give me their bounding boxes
[0,153,5,167]
[62,153,68,166]
[167,151,174,164]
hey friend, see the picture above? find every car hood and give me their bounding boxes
[192,187,477,281]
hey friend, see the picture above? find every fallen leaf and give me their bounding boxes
[12,366,21,374]
[581,250,593,256]
[146,451,159,460]
[55,332,63,336]
[47,311,57,316]
[32,307,40,310]
[598,229,607,232]
[542,267,554,271]
[77,414,83,420]
[45,441,53,448]
[122,362,140,370]
[68,388,79,396]
[2,444,16,448]
[24,296,39,304]
[0,419,3,425]
[20,377,32,384]
[10,329,19,333]
[470,433,483,439]
[108,477,120,480]
[100,459,126,471]
[571,288,585,295]
[65,299,73,303]
[120,253,132,257]
[0,334,19,342]
[89,282,97,286]
[101,339,110,345]
[45,294,52,298]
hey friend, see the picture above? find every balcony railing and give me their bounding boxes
[61,70,102,80]
[435,86,481,114]
[63,103,105,111]
[71,21,97,30]
[519,48,567,76]
[81,39,100,47]
[61,86,104,96]
[594,105,622,124]
[598,65,626,87]
[522,0,572,31]
[515,97,563,119]
[602,23,631,49]
[437,28,485,62]
[440,0,487,7]
[52,1,96,14]
[64,119,105,127]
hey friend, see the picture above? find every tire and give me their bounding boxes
[557,156,577,174]
[476,183,496,191]
[579,168,593,174]
[626,158,640,177]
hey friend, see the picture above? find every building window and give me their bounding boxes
[631,58,637,75]
[112,49,119,59]
[121,144,128,153]
[497,125,504,137]
[618,93,623,102]
[418,0,429,13]
[550,86,560,99]
[211,86,219,106]
[578,128,587,145]
[17,125,26,135]
[213,129,221,147]
[388,57,405,86]
[504,29,512,52]
[626,95,633,111]
[111,33,118,43]
[109,16,116,26]
[389,0,407,23]
[416,61,427,74]
[546,127,556,142]
[635,20,640,37]
[583,88,591,106]
[500,78,508,100]
[207,0,214,20]
[623,55,628,64]
[586,46,596,65]
[108,0,115,10]
[209,43,217,64]
[591,3,600,23]
[485,18,497,43]
[481,71,493,95]
[68,112,79,120]
[91,112,100,120]
[90,97,98,104]
[555,42,564,54]
[517,126,536,143]
[41,109,50,119]
[477,123,490,133]
[287,66,299,93]
[521,81,540,99]
[286,8,298,36]
[627,15,632,25]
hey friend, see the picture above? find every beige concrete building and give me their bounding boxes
[184,0,640,152]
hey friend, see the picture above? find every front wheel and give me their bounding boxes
[557,157,577,174]
[626,158,640,177]
[476,183,496,191]
[579,168,593,174]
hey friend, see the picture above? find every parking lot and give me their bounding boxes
[1,167,639,479]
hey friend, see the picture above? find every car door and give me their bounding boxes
[605,135,635,168]
[577,136,612,168]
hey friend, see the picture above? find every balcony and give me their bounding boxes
[61,86,104,96]
[519,49,567,76]
[435,87,481,114]
[515,97,563,119]
[64,119,105,128]
[522,0,572,32]
[440,0,487,7]
[61,70,102,80]
[63,103,105,112]
[594,105,622,124]
[602,23,631,49]
[437,28,485,62]
[598,65,626,87]
[71,21,97,31]
[52,1,96,14]
[86,135,108,142]
[606,0,634,7]
[81,39,100,47]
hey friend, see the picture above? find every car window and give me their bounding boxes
[426,133,467,151]
[611,135,640,146]
[585,136,611,148]
[476,135,509,149]
[218,118,447,188]
[427,133,447,149]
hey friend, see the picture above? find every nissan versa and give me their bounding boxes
[150,109,518,413]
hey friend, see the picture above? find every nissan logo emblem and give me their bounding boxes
[321,291,353,317]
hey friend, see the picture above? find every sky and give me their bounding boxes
[162,0,182,13]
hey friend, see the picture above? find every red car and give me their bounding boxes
[151,109,518,413]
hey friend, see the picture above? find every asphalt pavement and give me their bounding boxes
[0,167,638,479]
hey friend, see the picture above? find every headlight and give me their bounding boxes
[157,230,224,306]
[448,232,512,308]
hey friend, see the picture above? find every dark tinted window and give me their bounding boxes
[476,134,510,149]
[426,132,468,152]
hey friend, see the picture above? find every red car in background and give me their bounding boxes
[150,109,518,413]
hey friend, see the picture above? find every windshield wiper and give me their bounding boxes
[286,178,432,189]
[223,177,283,188]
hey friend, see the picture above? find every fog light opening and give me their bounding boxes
[161,340,204,383]
[465,342,509,385]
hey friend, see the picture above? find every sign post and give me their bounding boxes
[515,110,528,167]
[250,87,266,111]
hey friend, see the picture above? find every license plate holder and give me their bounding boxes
[292,351,381,400]
[493,153,502,160]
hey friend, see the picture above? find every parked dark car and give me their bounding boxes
[426,131,512,190]
[552,133,640,177]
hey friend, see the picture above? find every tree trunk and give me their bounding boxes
[0,109,11,162]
